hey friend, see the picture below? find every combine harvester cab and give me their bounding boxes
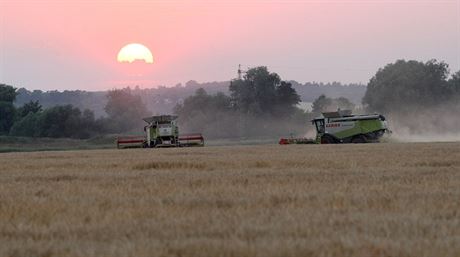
[312,110,390,144]
[143,115,180,147]
[116,115,204,148]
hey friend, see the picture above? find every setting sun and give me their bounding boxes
[117,43,153,64]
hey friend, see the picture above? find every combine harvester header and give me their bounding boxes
[116,115,204,148]
[280,110,390,144]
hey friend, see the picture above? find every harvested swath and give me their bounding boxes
[133,161,208,170]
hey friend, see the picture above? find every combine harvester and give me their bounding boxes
[280,110,390,144]
[116,115,204,148]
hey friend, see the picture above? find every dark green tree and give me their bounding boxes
[229,66,300,116]
[0,84,18,134]
[363,59,451,113]
[209,92,232,111]
[335,97,355,111]
[174,88,234,137]
[38,105,82,138]
[16,100,42,119]
[311,95,332,114]
[311,95,355,115]
[32,105,99,138]
[448,70,460,95]
[275,81,301,115]
[0,84,18,102]
[104,88,149,132]
[174,88,232,117]
[9,112,41,137]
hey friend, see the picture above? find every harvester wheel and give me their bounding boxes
[321,135,335,144]
[351,135,367,144]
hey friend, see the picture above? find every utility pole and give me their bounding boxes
[238,64,242,80]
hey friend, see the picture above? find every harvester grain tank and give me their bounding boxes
[116,115,204,148]
[279,110,390,144]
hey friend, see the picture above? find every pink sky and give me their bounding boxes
[1,0,459,91]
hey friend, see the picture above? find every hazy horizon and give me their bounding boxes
[1,0,459,91]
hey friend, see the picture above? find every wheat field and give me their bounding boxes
[0,142,459,257]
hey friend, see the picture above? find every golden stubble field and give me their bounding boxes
[0,142,459,257]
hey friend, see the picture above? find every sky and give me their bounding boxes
[0,0,459,91]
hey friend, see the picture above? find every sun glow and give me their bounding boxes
[117,43,153,63]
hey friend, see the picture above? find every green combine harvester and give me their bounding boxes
[116,115,204,148]
[279,110,390,144]
[142,115,180,147]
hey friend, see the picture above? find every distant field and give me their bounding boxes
[0,136,280,153]
[0,136,115,153]
[0,143,459,257]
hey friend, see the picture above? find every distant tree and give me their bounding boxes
[16,100,42,119]
[174,88,233,136]
[335,97,355,111]
[275,81,301,115]
[448,70,460,95]
[104,88,149,132]
[0,102,16,135]
[78,109,99,138]
[0,84,18,134]
[229,66,300,116]
[9,112,41,137]
[0,84,18,102]
[174,88,231,116]
[363,59,451,113]
[175,69,307,139]
[210,92,232,111]
[10,101,106,138]
[37,105,81,138]
[312,95,355,115]
[311,95,332,114]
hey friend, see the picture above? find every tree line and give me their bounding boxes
[14,81,366,118]
[363,59,459,112]
[174,67,364,139]
[362,60,460,133]
[1,59,458,139]
[0,86,149,138]
[174,67,311,138]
